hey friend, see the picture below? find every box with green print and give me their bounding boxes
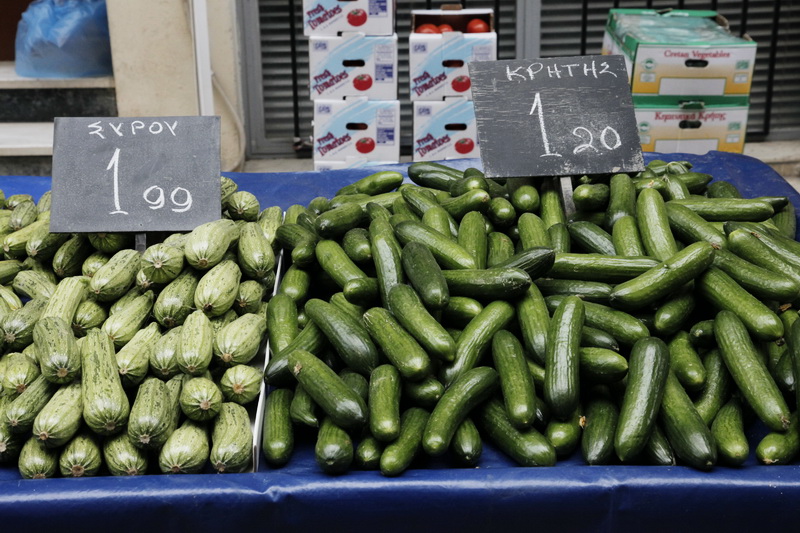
[313,97,400,162]
[409,8,496,101]
[413,98,479,161]
[309,33,398,100]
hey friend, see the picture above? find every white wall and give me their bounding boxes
[106,0,244,171]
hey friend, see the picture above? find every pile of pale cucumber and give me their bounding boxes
[0,177,277,477]
[261,159,800,476]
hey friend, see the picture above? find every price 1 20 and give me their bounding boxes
[106,148,193,215]
[529,92,622,158]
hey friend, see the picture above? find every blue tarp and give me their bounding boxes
[2,151,800,533]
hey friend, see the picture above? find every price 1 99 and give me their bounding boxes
[106,148,193,215]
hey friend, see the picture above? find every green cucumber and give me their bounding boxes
[653,288,695,336]
[611,215,645,256]
[693,348,733,425]
[315,239,368,288]
[637,188,678,261]
[756,414,799,465]
[714,310,790,431]
[450,417,482,466]
[315,416,353,475]
[369,217,404,306]
[400,241,450,310]
[510,184,540,214]
[441,300,514,386]
[580,347,628,384]
[262,388,294,467]
[665,202,727,249]
[492,330,537,429]
[711,397,749,466]
[305,298,379,376]
[568,221,616,255]
[536,278,612,304]
[581,386,619,465]
[604,174,636,230]
[423,366,499,456]
[369,364,402,442]
[380,407,430,477]
[363,307,431,381]
[546,296,650,347]
[516,284,550,365]
[659,371,717,470]
[441,267,531,300]
[670,197,774,221]
[387,284,455,363]
[545,295,585,423]
[722,230,800,301]
[476,397,556,467]
[342,227,372,264]
[517,213,552,250]
[288,349,367,430]
[668,331,706,392]
[581,327,619,352]
[549,253,659,283]
[404,376,445,409]
[573,183,610,212]
[614,337,669,462]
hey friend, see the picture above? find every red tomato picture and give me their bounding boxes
[466,18,490,33]
[438,24,454,33]
[455,138,475,154]
[347,9,368,27]
[356,137,376,154]
[353,74,373,91]
[451,75,471,93]
[415,23,440,34]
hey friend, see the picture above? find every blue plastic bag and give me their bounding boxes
[15,0,112,78]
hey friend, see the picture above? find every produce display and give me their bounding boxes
[0,178,277,478]
[261,159,800,476]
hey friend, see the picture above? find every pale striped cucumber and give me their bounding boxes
[52,235,93,278]
[234,280,265,315]
[81,328,130,435]
[3,296,49,351]
[5,374,56,435]
[149,326,182,380]
[40,276,89,325]
[153,268,201,328]
[140,243,185,284]
[159,419,210,474]
[88,249,140,302]
[116,322,160,388]
[59,431,102,477]
[238,221,276,280]
[213,313,267,366]
[2,352,39,397]
[104,431,148,476]
[219,364,262,405]
[18,436,58,479]
[13,270,56,299]
[184,219,239,270]
[32,380,82,448]
[33,316,80,385]
[178,310,214,376]
[128,377,172,450]
[211,402,253,473]
[180,376,223,421]
[101,290,154,348]
[194,259,242,317]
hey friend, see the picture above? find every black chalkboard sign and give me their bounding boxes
[469,55,644,179]
[50,116,221,233]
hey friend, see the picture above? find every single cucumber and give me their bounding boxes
[693,348,733,426]
[611,215,645,256]
[211,402,252,473]
[653,288,695,337]
[660,371,717,470]
[315,416,353,475]
[670,197,774,221]
[128,377,171,450]
[539,179,565,228]
[387,284,456,363]
[579,347,628,384]
[369,364,402,442]
[159,419,209,474]
[581,386,619,465]
[711,397,749,466]
[394,220,477,270]
[544,296,584,420]
[400,241,450,310]
[363,307,431,381]
[180,376,223,422]
[104,431,148,476]
[475,397,556,467]
[548,253,659,283]
[568,221,616,255]
[714,310,790,432]
[403,376,444,409]
[637,188,678,261]
[219,364,262,405]
[305,298,379,376]
[536,278,612,304]
[262,388,294,467]
[380,407,430,477]
[178,310,214,376]
[31,380,82,448]
[516,284,550,365]
[423,367,498,456]
[668,331,706,392]
[81,329,129,435]
[614,337,669,462]
[492,330,537,429]
[546,296,650,347]
[604,173,636,230]
[18,436,58,479]
[441,267,531,300]
[517,213,552,250]
[756,414,800,465]
[665,202,727,249]
[59,431,102,477]
[450,417,482,466]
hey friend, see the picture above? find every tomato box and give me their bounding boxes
[412,98,480,161]
[303,0,395,36]
[409,7,497,101]
[313,97,400,162]
[634,95,750,154]
[601,9,757,98]
[313,158,398,171]
[308,33,398,100]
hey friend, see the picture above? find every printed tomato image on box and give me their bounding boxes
[634,96,749,154]
[313,98,400,163]
[303,0,394,36]
[409,8,496,101]
[413,98,479,161]
[309,33,398,100]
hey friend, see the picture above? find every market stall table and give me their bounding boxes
[2,151,800,533]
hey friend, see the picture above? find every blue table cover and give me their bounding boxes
[2,151,800,533]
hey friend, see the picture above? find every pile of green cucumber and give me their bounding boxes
[0,178,277,478]
[262,159,800,475]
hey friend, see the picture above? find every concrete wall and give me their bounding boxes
[106,0,244,171]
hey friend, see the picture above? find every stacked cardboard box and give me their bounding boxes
[602,9,757,154]
[409,7,496,162]
[303,0,400,170]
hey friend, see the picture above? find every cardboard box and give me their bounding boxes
[409,7,497,101]
[303,0,394,36]
[413,98,479,161]
[313,98,400,162]
[602,9,756,97]
[313,158,397,171]
[634,96,749,154]
[309,33,398,100]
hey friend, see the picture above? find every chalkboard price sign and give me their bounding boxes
[469,55,644,179]
[51,116,221,233]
